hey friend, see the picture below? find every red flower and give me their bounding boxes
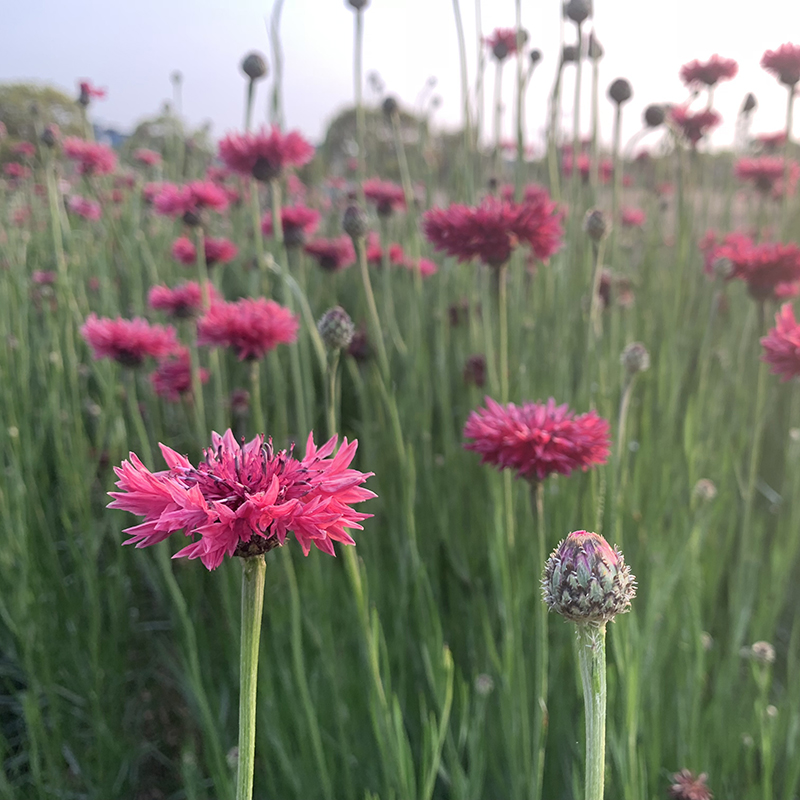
[78,80,107,100]
[261,204,320,246]
[735,157,799,194]
[669,107,721,146]
[81,314,178,366]
[363,178,406,216]
[668,770,713,800]
[484,28,519,60]
[134,148,162,167]
[680,55,738,87]
[761,43,800,86]
[108,429,376,569]
[304,236,356,272]
[4,163,31,180]
[63,137,117,176]
[68,195,102,220]
[761,303,800,381]
[463,397,611,482]
[154,181,228,220]
[621,207,646,227]
[150,347,208,402]
[422,194,564,268]
[218,125,314,181]
[148,281,217,318]
[197,298,299,361]
[170,236,236,266]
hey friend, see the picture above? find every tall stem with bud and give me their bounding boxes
[576,622,608,800]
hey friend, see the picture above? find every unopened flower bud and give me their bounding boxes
[542,531,636,624]
[562,44,579,64]
[530,49,542,66]
[644,104,665,128]
[347,0,369,7]
[463,354,487,388]
[608,78,633,105]
[742,92,757,114]
[766,704,778,719]
[621,342,650,374]
[588,33,604,60]
[41,125,59,148]
[564,0,592,24]
[241,52,268,81]
[318,306,355,351]
[342,203,369,240]
[712,256,733,280]
[583,208,609,242]
[382,96,399,117]
[493,41,510,61]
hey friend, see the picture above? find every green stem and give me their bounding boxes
[576,622,607,800]
[270,178,284,247]
[235,555,266,800]
[452,0,474,202]
[326,349,341,440]
[251,181,269,296]
[531,480,549,800]
[514,2,524,199]
[355,236,390,380]
[571,24,584,200]
[493,60,504,178]
[354,8,366,197]
[498,263,509,403]
[250,360,265,436]
[782,85,794,237]
[244,79,256,132]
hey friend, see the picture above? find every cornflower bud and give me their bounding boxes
[620,342,650,374]
[583,208,609,242]
[530,49,543,66]
[742,92,757,113]
[564,0,592,24]
[342,203,369,240]
[644,104,665,127]
[588,33,604,61]
[241,52,268,81]
[562,44,580,63]
[318,306,355,351]
[608,78,633,105]
[347,0,370,8]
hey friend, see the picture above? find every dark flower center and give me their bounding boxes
[252,157,280,182]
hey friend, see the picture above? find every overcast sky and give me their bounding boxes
[4,0,800,153]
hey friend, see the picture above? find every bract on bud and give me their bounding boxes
[241,52,268,81]
[542,531,636,624]
[342,204,369,240]
[318,306,355,351]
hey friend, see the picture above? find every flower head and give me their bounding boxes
[363,178,406,216]
[463,397,611,482]
[68,195,102,220]
[78,80,107,104]
[108,429,376,569]
[261,204,320,247]
[423,194,563,268]
[151,347,208,402]
[680,55,738,87]
[620,207,646,228]
[735,157,799,195]
[170,236,238,267]
[81,314,178,367]
[63,137,117,176]
[218,125,314,181]
[669,770,713,800]
[148,281,217,319]
[197,298,299,361]
[134,148,162,167]
[304,236,356,272]
[761,303,800,381]
[485,28,519,61]
[154,181,228,222]
[669,107,721,146]
[761,43,800,86]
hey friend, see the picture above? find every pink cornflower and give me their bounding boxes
[32,270,57,285]
[404,256,438,277]
[761,43,800,86]
[148,281,217,318]
[363,178,406,216]
[422,194,564,268]
[143,181,171,205]
[170,236,238,267]
[218,125,314,181]
[4,163,31,180]
[621,207,646,227]
[154,181,228,223]
[761,303,800,381]
[463,397,611,483]
[68,195,102,220]
[755,131,787,151]
[134,148,162,167]
[304,236,356,272]
[735,157,799,194]
[668,770,713,800]
[669,107,721,146]
[680,55,738,88]
[13,142,35,158]
[150,347,208,402]
[261,204,320,246]
[78,80,107,101]
[81,314,178,367]
[484,28,519,60]
[197,298,299,361]
[365,234,405,267]
[63,137,117,176]
[108,428,376,569]
[562,153,591,181]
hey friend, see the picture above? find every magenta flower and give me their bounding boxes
[12,142,35,158]
[304,236,357,272]
[423,194,564,268]
[761,43,800,86]
[756,131,787,151]
[148,281,217,318]
[261,205,320,246]
[68,195,102,220]
[484,28,519,60]
[4,163,31,180]
[463,397,611,482]
[63,137,117,176]
[621,207,646,228]
[170,236,238,267]
[197,298,299,361]
[108,429,376,569]
[669,107,721,146]
[81,314,178,367]
[761,303,800,381]
[134,148,162,167]
[218,125,315,181]
[154,181,228,222]
[679,55,738,88]
[363,178,407,216]
[150,347,209,402]
[78,80,107,100]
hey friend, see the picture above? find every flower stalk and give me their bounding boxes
[576,621,607,800]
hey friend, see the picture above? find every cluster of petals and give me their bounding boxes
[197,298,299,361]
[148,281,217,318]
[304,236,356,272]
[761,43,800,86]
[562,155,614,184]
[218,125,314,181]
[463,397,611,483]
[171,236,238,267]
[150,347,208,402]
[154,181,228,218]
[13,142,35,158]
[621,207,646,228]
[81,314,178,367]
[79,80,107,100]
[422,194,563,268]
[679,55,738,87]
[261,205,320,245]
[755,131,787,151]
[761,303,800,381]
[68,195,102,220]
[133,148,162,167]
[62,137,117,176]
[735,157,799,195]
[363,178,407,215]
[366,234,405,266]
[484,28,519,59]
[108,429,376,569]
[669,107,721,146]
[4,163,31,180]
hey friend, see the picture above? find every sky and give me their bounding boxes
[4,0,800,154]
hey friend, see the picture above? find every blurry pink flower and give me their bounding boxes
[304,236,356,272]
[134,148,162,167]
[3,163,31,180]
[363,177,406,216]
[261,204,320,246]
[621,207,646,227]
[680,55,738,87]
[218,125,314,181]
[108,429,376,569]
[735,157,799,195]
[170,236,238,267]
[669,107,721,146]
[63,137,117,175]
[197,298,299,361]
[78,80,107,100]
[761,303,800,381]
[761,43,800,86]
[12,142,35,158]
[81,314,178,366]
[150,347,208,402]
[412,257,438,277]
[148,281,217,318]
[12,206,31,226]
[463,397,611,482]
[32,270,57,285]
[755,131,787,151]
[484,28,519,60]
[154,181,228,222]
[68,195,102,220]
[143,181,172,204]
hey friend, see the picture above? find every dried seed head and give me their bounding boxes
[318,306,356,351]
[564,0,592,24]
[644,104,665,128]
[542,531,636,624]
[583,208,609,242]
[342,203,369,240]
[492,41,510,60]
[742,641,776,665]
[621,342,650,374]
[608,78,633,105]
[693,479,717,502]
[241,52,268,81]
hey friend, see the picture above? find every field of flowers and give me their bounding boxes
[2,2,800,799]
